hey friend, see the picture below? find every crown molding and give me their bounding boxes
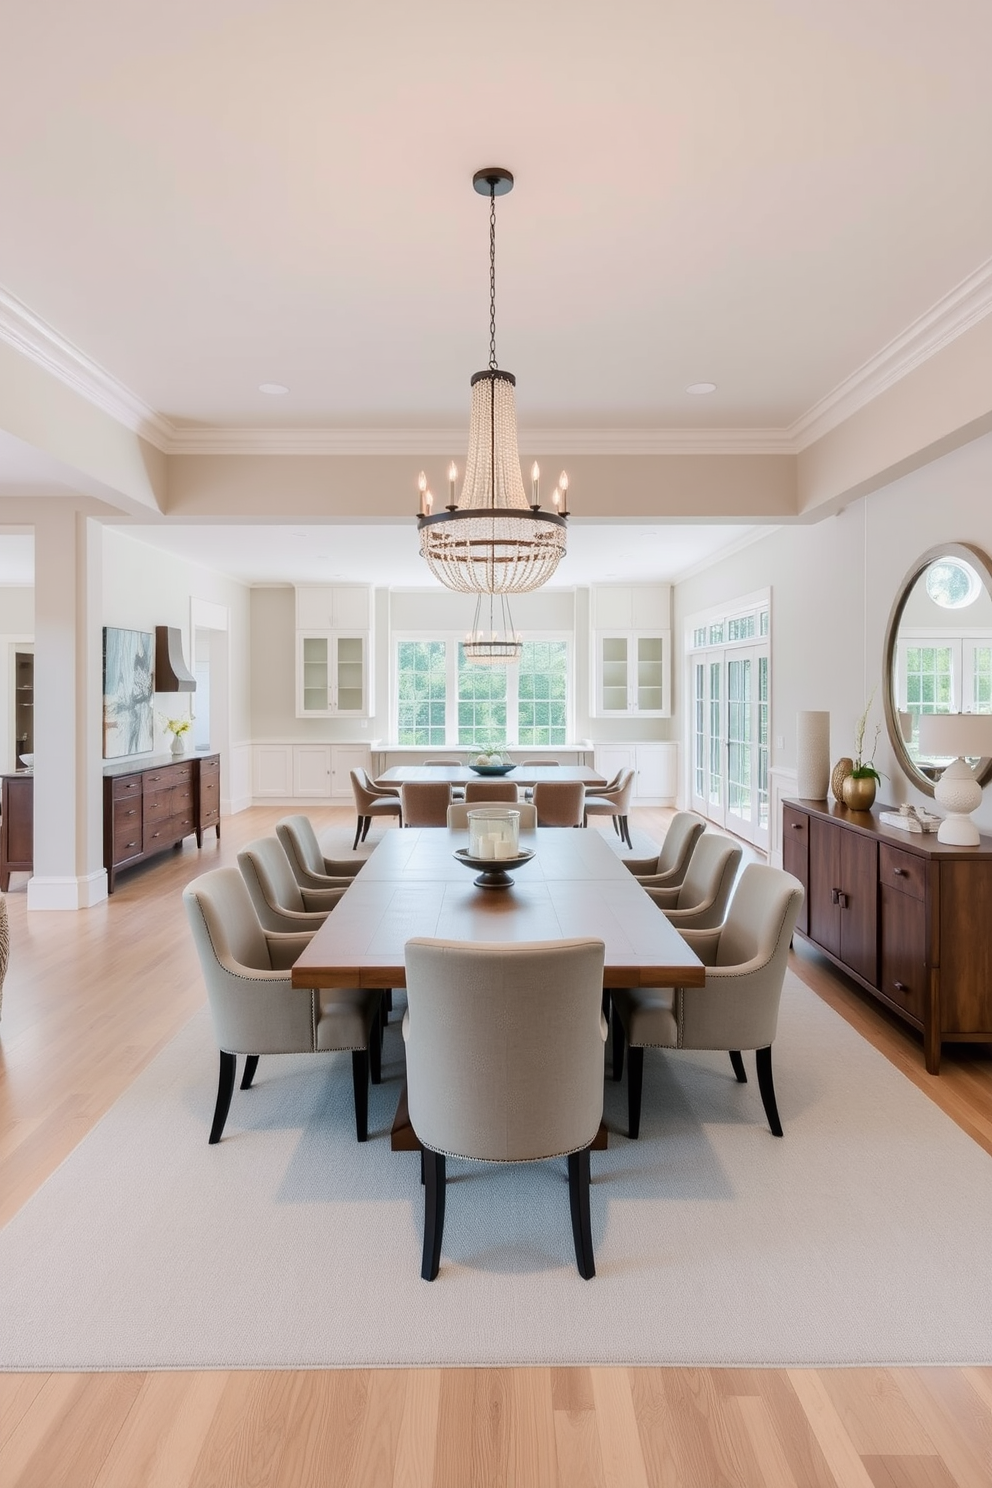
[0,287,174,451]
[4,255,992,462]
[788,255,992,450]
[164,424,795,456]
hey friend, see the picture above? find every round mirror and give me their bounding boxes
[883,542,992,797]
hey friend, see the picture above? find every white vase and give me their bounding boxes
[170,734,186,757]
[796,711,830,799]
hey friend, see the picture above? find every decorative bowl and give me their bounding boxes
[468,763,516,776]
[453,846,534,889]
[19,753,33,768]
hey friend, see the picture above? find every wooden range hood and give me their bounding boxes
[155,627,196,692]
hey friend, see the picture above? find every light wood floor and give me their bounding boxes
[2,805,992,1487]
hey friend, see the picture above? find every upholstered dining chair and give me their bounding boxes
[646,833,742,931]
[423,761,465,799]
[238,836,345,934]
[626,810,706,886]
[446,799,538,829]
[583,768,636,849]
[520,759,560,766]
[275,815,363,891]
[399,780,453,827]
[464,778,519,802]
[611,864,804,1140]
[403,936,607,1280]
[350,768,402,850]
[183,867,382,1143]
[533,779,586,827]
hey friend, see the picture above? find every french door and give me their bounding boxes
[690,644,769,850]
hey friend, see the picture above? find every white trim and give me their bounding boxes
[26,869,108,911]
[165,426,797,456]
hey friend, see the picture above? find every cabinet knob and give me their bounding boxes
[894,867,907,876]
[893,981,908,992]
[791,822,803,829]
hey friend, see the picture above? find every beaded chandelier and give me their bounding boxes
[417,168,569,597]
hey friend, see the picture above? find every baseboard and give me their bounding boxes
[26,870,109,911]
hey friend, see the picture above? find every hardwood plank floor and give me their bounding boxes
[1,804,991,1487]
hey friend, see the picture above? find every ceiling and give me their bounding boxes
[1,0,991,439]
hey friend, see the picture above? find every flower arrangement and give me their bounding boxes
[159,713,192,738]
[851,691,882,782]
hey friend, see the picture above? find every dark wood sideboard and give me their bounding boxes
[783,797,992,1074]
[0,752,220,893]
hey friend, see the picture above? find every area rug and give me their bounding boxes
[2,971,991,1370]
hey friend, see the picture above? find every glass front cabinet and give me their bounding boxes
[593,631,672,717]
[295,586,373,718]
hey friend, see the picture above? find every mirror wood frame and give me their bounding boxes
[883,540,992,798]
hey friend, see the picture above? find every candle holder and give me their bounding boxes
[456,807,533,887]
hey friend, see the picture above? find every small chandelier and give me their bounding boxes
[463,591,523,665]
[417,168,569,595]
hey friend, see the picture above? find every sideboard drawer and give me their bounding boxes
[112,774,143,801]
[880,843,926,901]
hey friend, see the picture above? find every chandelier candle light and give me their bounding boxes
[417,168,569,615]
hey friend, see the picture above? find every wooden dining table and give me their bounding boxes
[292,826,704,1149]
[376,763,606,788]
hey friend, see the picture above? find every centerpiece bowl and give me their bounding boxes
[468,763,516,776]
[453,847,535,889]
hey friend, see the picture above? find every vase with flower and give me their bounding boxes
[161,714,193,757]
[841,692,883,811]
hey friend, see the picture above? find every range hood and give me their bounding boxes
[155,626,196,692]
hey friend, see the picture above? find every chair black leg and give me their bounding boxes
[353,816,364,851]
[240,1054,260,1090]
[627,1046,644,1139]
[360,815,373,843]
[568,1147,595,1280]
[612,815,620,836]
[351,1050,370,1142]
[209,1050,237,1144]
[755,1045,783,1136]
[370,1005,382,1086]
[421,1149,446,1280]
[611,1004,626,1081]
[621,816,632,850]
[729,1050,747,1084]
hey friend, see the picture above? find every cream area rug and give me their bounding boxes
[2,971,992,1371]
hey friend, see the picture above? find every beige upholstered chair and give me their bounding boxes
[403,937,607,1280]
[520,759,560,766]
[424,761,465,799]
[183,868,382,1143]
[350,768,402,850]
[275,815,363,890]
[583,768,636,848]
[464,778,519,802]
[399,780,452,827]
[533,779,586,827]
[611,865,805,1139]
[646,833,742,930]
[627,810,706,885]
[446,800,538,829]
[237,836,345,934]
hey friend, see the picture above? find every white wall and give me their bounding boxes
[673,427,992,833]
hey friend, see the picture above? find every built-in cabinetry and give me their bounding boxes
[13,650,33,764]
[590,585,671,718]
[295,586,373,718]
[783,798,992,1074]
[253,743,371,800]
[593,742,677,805]
[0,754,221,894]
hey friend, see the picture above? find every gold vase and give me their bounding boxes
[842,774,876,811]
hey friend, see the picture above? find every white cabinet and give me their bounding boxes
[594,742,677,805]
[590,586,671,719]
[252,744,371,801]
[295,583,373,718]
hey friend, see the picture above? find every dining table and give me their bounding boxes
[376,763,606,788]
[292,826,705,1149]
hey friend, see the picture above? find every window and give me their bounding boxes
[395,636,570,747]
[397,641,447,745]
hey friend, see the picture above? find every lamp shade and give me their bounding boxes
[917,712,992,759]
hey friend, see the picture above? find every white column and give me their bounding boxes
[27,507,107,909]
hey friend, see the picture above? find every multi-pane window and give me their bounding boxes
[728,614,756,642]
[395,637,570,747]
[518,641,568,746]
[457,651,507,747]
[397,641,447,745]
[694,661,705,798]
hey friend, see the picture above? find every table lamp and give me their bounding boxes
[917,712,992,845]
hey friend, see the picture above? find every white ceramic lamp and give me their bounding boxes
[917,713,992,845]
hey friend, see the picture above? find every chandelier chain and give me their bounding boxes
[489,183,498,371]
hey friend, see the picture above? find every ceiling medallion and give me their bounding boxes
[417,168,569,599]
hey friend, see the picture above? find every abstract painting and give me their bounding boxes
[103,628,154,758]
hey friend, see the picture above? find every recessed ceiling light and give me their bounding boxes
[258,382,289,395]
[685,382,717,395]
